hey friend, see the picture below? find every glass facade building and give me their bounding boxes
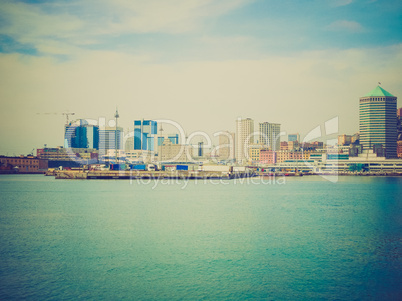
[359,86,397,158]
[158,134,179,146]
[64,119,99,149]
[99,127,123,151]
[134,120,158,151]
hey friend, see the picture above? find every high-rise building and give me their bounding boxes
[236,118,254,164]
[64,119,99,149]
[359,85,397,158]
[259,122,281,151]
[397,107,402,141]
[218,131,235,160]
[134,120,157,151]
[99,127,123,151]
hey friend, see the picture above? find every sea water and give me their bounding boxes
[0,175,401,300]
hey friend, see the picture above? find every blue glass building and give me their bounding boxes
[158,134,179,146]
[64,119,99,149]
[134,120,158,151]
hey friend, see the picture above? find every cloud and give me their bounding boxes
[0,0,252,56]
[326,20,365,33]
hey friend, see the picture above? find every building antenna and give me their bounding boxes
[114,107,119,164]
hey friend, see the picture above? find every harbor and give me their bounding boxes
[45,167,402,180]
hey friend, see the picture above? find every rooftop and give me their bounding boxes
[363,85,395,97]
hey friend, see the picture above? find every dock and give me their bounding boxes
[50,169,254,180]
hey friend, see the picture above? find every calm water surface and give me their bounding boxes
[0,175,401,300]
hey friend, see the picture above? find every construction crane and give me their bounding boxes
[36,111,75,125]
[62,112,75,125]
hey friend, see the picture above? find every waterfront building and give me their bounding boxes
[64,119,99,149]
[36,147,98,166]
[134,120,158,151]
[397,141,402,158]
[0,155,48,173]
[275,151,306,163]
[260,149,276,164]
[248,144,264,164]
[158,140,193,162]
[302,141,324,150]
[288,141,300,151]
[259,122,281,151]
[359,85,397,158]
[217,131,235,161]
[102,149,126,164]
[288,133,300,142]
[99,127,123,151]
[338,134,352,146]
[236,118,254,164]
[125,150,155,163]
[351,133,360,144]
[280,141,288,150]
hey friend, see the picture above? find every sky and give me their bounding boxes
[0,0,401,154]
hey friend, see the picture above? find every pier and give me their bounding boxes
[50,169,254,180]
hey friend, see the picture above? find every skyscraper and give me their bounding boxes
[236,118,254,164]
[99,127,123,151]
[359,85,397,158]
[259,122,281,151]
[134,120,158,151]
[397,107,402,141]
[64,119,99,149]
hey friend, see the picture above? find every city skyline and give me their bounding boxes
[0,0,401,155]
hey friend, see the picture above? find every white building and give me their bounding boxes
[236,118,254,164]
[259,122,281,151]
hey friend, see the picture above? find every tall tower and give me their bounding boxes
[236,118,254,164]
[259,122,281,151]
[359,85,397,158]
